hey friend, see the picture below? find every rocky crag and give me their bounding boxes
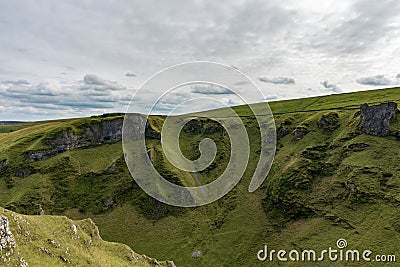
[358,102,398,136]
[26,116,160,162]
[24,102,399,164]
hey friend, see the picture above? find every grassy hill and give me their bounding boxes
[0,207,174,266]
[1,87,400,266]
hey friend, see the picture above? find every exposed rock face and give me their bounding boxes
[318,112,340,132]
[107,163,116,174]
[26,116,160,162]
[293,127,308,140]
[26,149,65,162]
[53,118,124,151]
[103,198,114,209]
[277,124,288,138]
[0,216,16,253]
[15,168,32,178]
[358,102,398,136]
[0,159,8,173]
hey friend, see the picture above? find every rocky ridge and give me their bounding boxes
[26,116,160,162]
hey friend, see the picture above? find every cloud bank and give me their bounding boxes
[0,74,132,120]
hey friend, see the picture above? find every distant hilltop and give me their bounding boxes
[0,121,24,125]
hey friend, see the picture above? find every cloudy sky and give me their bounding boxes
[1,0,400,121]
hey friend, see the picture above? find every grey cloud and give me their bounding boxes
[88,96,120,103]
[321,80,342,92]
[119,95,133,102]
[0,75,130,116]
[356,75,393,86]
[115,0,293,60]
[57,101,115,109]
[78,84,125,92]
[1,0,400,120]
[16,102,70,111]
[83,74,106,85]
[396,74,400,79]
[234,80,250,86]
[264,94,279,100]
[157,93,190,107]
[80,74,126,91]
[3,82,66,97]
[99,83,126,91]
[1,92,29,99]
[2,79,30,85]
[79,90,110,97]
[154,92,237,114]
[34,83,62,96]
[20,97,58,105]
[258,77,296,85]
[191,84,234,95]
[125,71,136,77]
[316,0,400,55]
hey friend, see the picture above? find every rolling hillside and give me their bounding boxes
[1,87,400,266]
[0,207,174,266]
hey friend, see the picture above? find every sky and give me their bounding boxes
[0,0,400,121]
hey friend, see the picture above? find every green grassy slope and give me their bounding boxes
[0,207,173,266]
[0,87,400,266]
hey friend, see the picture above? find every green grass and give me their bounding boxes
[0,123,33,133]
[0,207,173,266]
[0,87,400,266]
[232,86,400,115]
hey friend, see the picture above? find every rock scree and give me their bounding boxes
[0,216,16,253]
